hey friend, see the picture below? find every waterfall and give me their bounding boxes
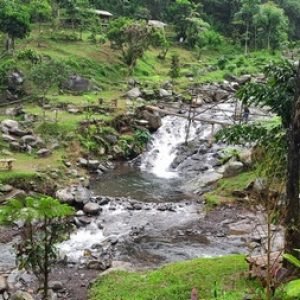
[140,116,204,178]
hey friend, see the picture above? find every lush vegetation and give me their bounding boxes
[0,0,300,299]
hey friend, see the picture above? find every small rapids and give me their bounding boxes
[139,116,201,178]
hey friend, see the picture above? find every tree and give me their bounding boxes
[29,0,52,47]
[107,18,164,72]
[169,54,180,80]
[30,60,71,120]
[234,0,260,54]
[216,60,300,258]
[0,0,31,51]
[254,2,288,51]
[29,0,52,33]
[185,16,210,49]
[0,196,74,300]
[167,0,198,41]
[275,0,300,40]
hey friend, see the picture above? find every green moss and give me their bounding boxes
[89,255,259,300]
[203,171,257,207]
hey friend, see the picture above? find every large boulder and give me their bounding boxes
[223,161,244,178]
[127,87,142,99]
[74,186,91,204]
[184,171,223,193]
[56,188,75,204]
[141,110,162,132]
[62,75,91,92]
[7,70,24,92]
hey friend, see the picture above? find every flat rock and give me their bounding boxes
[83,202,102,215]
[0,185,13,193]
[2,134,17,143]
[1,119,19,129]
[127,87,141,99]
[36,148,51,157]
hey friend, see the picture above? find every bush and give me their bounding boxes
[50,31,80,42]
[36,122,71,139]
[17,49,41,64]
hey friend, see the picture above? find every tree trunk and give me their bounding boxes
[244,21,249,55]
[285,62,300,255]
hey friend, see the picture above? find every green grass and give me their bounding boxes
[204,171,257,207]
[89,255,259,300]
[0,170,37,185]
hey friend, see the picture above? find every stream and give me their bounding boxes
[59,102,272,269]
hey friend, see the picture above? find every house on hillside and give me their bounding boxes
[148,20,167,29]
[92,9,113,24]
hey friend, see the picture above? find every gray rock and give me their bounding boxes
[5,107,24,117]
[133,203,142,210]
[87,260,111,271]
[142,89,155,98]
[223,161,244,178]
[99,198,110,206]
[56,188,74,204]
[184,171,223,193]
[1,119,19,129]
[36,148,51,157]
[159,88,172,98]
[0,185,13,193]
[141,110,162,131]
[236,75,251,85]
[0,275,7,292]
[5,189,26,200]
[20,135,37,144]
[83,202,102,215]
[62,75,91,92]
[77,216,92,225]
[8,71,24,91]
[239,149,252,167]
[11,291,34,300]
[75,210,85,217]
[78,158,88,166]
[75,187,91,204]
[2,134,17,143]
[127,87,141,99]
[49,280,64,291]
[98,164,109,173]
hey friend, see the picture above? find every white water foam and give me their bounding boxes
[140,116,201,178]
[59,222,105,262]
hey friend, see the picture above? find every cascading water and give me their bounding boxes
[140,116,201,178]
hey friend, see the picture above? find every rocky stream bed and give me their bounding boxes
[0,78,284,299]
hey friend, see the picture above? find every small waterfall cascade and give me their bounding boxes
[140,115,207,178]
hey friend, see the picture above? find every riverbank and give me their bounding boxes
[89,255,259,300]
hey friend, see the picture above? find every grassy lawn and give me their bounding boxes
[89,255,260,300]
